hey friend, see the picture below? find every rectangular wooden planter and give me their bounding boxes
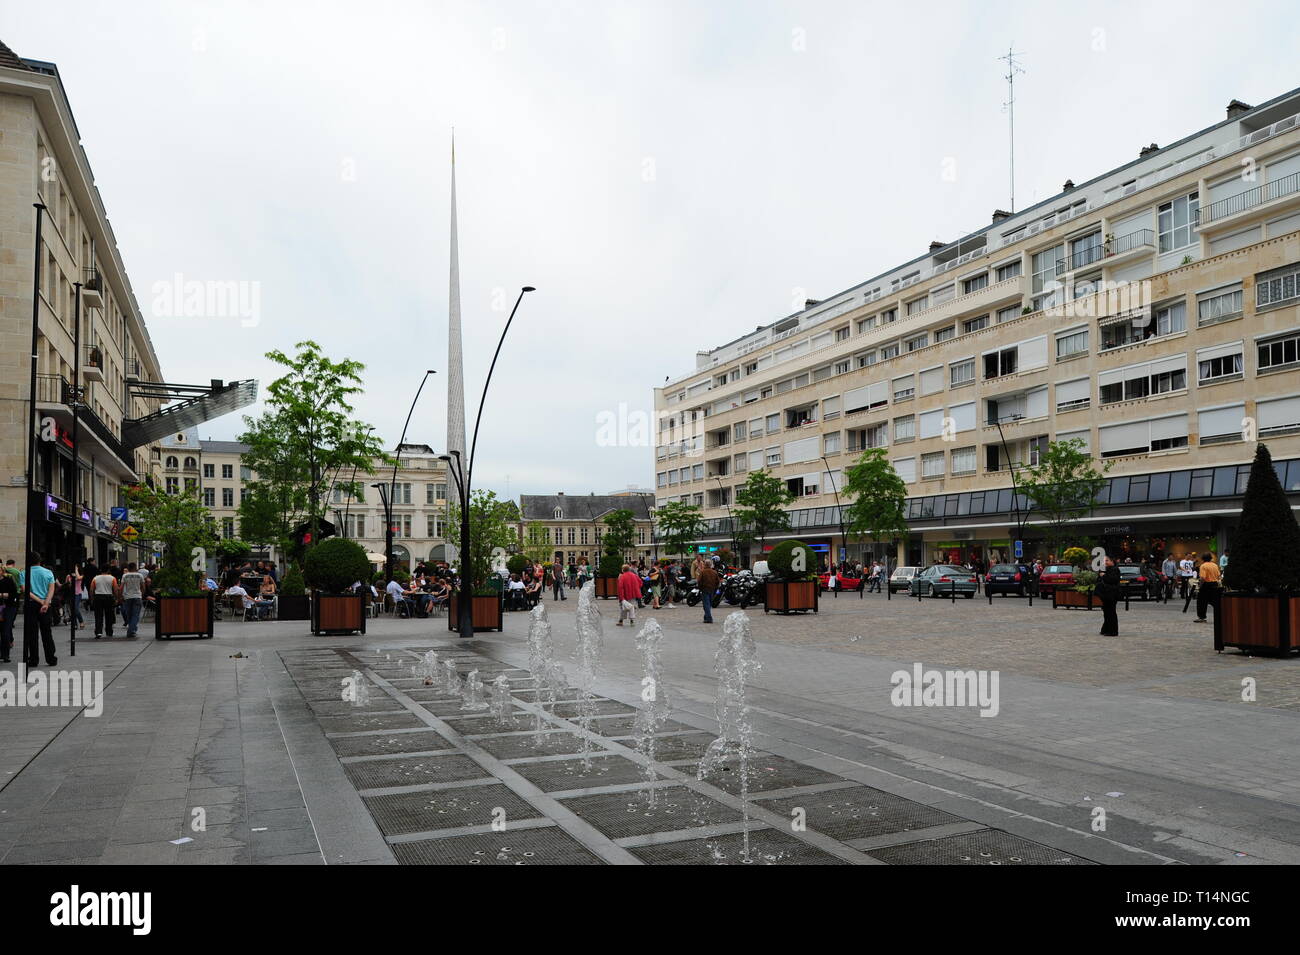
[594,576,619,599]
[1053,588,1102,610]
[763,580,819,614]
[448,593,504,632]
[277,594,311,621]
[155,593,214,639]
[311,592,367,636]
[1215,593,1299,655]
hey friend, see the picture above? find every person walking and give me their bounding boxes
[90,566,120,638]
[695,556,720,624]
[63,565,85,630]
[1194,552,1221,624]
[551,564,566,602]
[1177,553,1195,600]
[120,562,146,638]
[1097,557,1121,637]
[616,563,641,627]
[0,563,19,662]
[646,563,663,610]
[23,552,58,667]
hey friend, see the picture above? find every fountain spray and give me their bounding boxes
[573,581,605,767]
[634,619,670,806]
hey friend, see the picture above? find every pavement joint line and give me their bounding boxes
[354,778,496,798]
[344,652,644,865]
[339,750,464,764]
[750,779,864,801]
[614,821,773,848]
[546,780,670,799]
[383,817,558,845]
[843,821,990,852]
[323,726,440,739]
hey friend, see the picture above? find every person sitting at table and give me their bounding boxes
[506,573,527,610]
[252,574,277,620]
[428,577,450,612]
[385,577,415,616]
[225,582,255,617]
[524,575,542,608]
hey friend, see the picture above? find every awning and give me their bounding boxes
[122,379,258,450]
[365,552,387,563]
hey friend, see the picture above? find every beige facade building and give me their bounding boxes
[656,91,1300,568]
[519,493,655,567]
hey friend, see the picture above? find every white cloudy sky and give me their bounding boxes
[8,0,1299,498]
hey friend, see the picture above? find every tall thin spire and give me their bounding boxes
[446,130,466,470]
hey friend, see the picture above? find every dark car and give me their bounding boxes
[985,562,1031,597]
[1116,563,1151,600]
[908,565,979,598]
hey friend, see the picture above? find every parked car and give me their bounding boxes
[985,562,1031,597]
[1037,564,1077,598]
[888,566,920,593]
[908,565,979,598]
[1116,563,1151,600]
[818,571,862,592]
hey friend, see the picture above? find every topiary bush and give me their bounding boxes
[281,565,306,597]
[598,554,623,578]
[303,538,371,593]
[1223,443,1300,594]
[506,554,527,575]
[767,540,815,581]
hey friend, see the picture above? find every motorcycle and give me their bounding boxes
[722,570,762,608]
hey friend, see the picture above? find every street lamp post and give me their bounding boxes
[23,204,47,650]
[992,413,1027,555]
[371,482,391,585]
[636,492,658,563]
[384,371,436,582]
[712,476,736,558]
[821,454,856,599]
[444,286,534,639]
[67,280,82,657]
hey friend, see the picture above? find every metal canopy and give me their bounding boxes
[122,378,258,449]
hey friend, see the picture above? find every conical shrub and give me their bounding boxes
[1223,443,1300,594]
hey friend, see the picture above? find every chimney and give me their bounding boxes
[1062,179,1075,191]
[804,298,821,309]
[991,209,1012,223]
[929,240,945,253]
[1138,143,1160,158]
[1226,99,1253,119]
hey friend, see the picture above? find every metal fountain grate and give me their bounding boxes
[582,716,693,737]
[559,786,741,839]
[629,828,849,865]
[330,732,454,758]
[309,700,409,717]
[511,755,658,793]
[550,699,639,718]
[319,712,427,734]
[869,829,1093,865]
[474,732,600,760]
[391,827,605,866]
[343,753,490,790]
[754,785,963,841]
[697,753,841,795]
[364,784,542,836]
[630,733,717,763]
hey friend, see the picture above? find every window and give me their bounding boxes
[857,352,877,368]
[951,446,976,474]
[824,432,841,453]
[427,515,437,537]
[1197,284,1243,325]
[221,464,233,479]
[921,452,945,479]
[1101,302,1186,349]
[949,359,975,386]
[1031,244,1063,294]
[202,463,214,478]
[892,375,915,401]
[240,488,249,505]
[165,456,178,470]
[906,296,929,315]
[766,448,782,466]
[962,314,989,333]
[1055,328,1089,359]
[1158,192,1199,253]
[568,527,576,545]
[733,421,746,441]
[1056,378,1090,412]
[880,343,900,360]
[1257,330,1300,371]
[240,466,251,481]
[765,413,780,433]
[1197,345,1243,384]
[1154,301,1186,336]
[221,518,235,538]
[834,326,850,342]
[1099,360,1185,404]
[426,483,436,504]
[693,463,704,480]
[996,260,1022,282]
[962,273,988,295]
[996,305,1020,323]
[1255,262,1300,310]
[935,326,956,343]
[983,347,1017,379]
[834,359,850,375]
[880,308,897,324]
[894,415,915,441]
[165,477,179,494]
[857,316,876,333]
[202,488,215,507]
[221,488,233,507]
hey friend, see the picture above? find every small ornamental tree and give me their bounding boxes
[506,554,528,575]
[125,484,215,597]
[1019,439,1111,555]
[280,565,306,597]
[842,449,908,563]
[446,489,516,592]
[303,537,371,593]
[734,469,794,550]
[1224,443,1300,594]
[655,501,707,560]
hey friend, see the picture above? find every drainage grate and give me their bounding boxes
[343,753,490,790]
[475,732,599,760]
[629,733,717,763]
[511,755,657,793]
[391,827,605,865]
[560,786,741,839]
[364,784,542,836]
[697,753,842,795]
[440,714,513,733]
[581,716,693,737]
[331,732,454,758]
[550,699,639,718]
[319,712,428,735]
[755,785,962,841]
[868,829,1093,865]
[628,829,849,865]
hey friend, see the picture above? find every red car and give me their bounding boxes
[1037,564,1076,598]
[818,571,862,592]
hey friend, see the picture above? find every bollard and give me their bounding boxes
[988,585,993,606]
[951,580,956,603]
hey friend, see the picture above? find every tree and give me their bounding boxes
[733,469,793,550]
[446,489,517,591]
[597,508,636,576]
[238,341,387,556]
[655,501,707,560]
[1019,438,1111,554]
[214,538,252,563]
[236,480,300,558]
[125,484,216,596]
[1223,443,1300,594]
[521,520,551,564]
[842,449,909,562]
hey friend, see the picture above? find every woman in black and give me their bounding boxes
[1097,557,1121,637]
[0,568,19,662]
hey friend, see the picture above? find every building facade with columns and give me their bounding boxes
[656,90,1300,569]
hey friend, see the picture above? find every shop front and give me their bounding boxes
[1095,522,1219,565]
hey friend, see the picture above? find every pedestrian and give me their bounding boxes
[1194,552,1221,624]
[62,565,84,630]
[616,563,641,626]
[1097,557,1121,637]
[1218,549,1229,570]
[646,563,662,610]
[1161,553,1177,601]
[90,566,120,638]
[551,563,566,601]
[1177,553,1195,600]
[1140,556,1162,602]
[120,562,146,638]
[695,557,720,623]
[0,563,18,662]
[22,552,57,667]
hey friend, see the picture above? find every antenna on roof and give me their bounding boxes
[999,47,1026,213]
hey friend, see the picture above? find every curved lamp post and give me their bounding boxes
[384,371,436,582]
[443,286,534,639]
[712,475,736,558]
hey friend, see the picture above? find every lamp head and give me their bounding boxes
[522,286,536,293]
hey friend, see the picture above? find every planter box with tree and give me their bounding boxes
[126,483,217,640]
[763,540,819,614]
[277,565,310,621]
[304,537,369,636]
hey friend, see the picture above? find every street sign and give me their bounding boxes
[121,525,139,542]
[1014,539,1023,559]
[110,506,128,521]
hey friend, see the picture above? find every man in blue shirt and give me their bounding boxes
[23,551,57,668]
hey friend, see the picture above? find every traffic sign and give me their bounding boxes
[111,506,128,521]
[1014,539,1023,559]
[121,525,139,542]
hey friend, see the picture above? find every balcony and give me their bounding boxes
[1056,229,1155,276]
[34,374,134,475]
[82,267,104,309]
[82,344,106,385]
[1198,171,1300,232]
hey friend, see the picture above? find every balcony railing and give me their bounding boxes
[1201,171,1300,225]
[1056,229,1155,275]
[33,374,132,469]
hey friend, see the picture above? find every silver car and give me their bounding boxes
[908,564,979,598]
[888,566,920,593]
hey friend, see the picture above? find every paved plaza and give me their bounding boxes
[1,592,1297,865]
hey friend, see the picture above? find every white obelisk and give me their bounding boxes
[447,133,467,476]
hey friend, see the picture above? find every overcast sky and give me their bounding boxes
[8,1,1299,499]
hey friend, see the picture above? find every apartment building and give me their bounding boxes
[519,493,655,567]
[655,91,1300,568]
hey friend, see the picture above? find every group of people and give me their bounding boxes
[379,572,454,618]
